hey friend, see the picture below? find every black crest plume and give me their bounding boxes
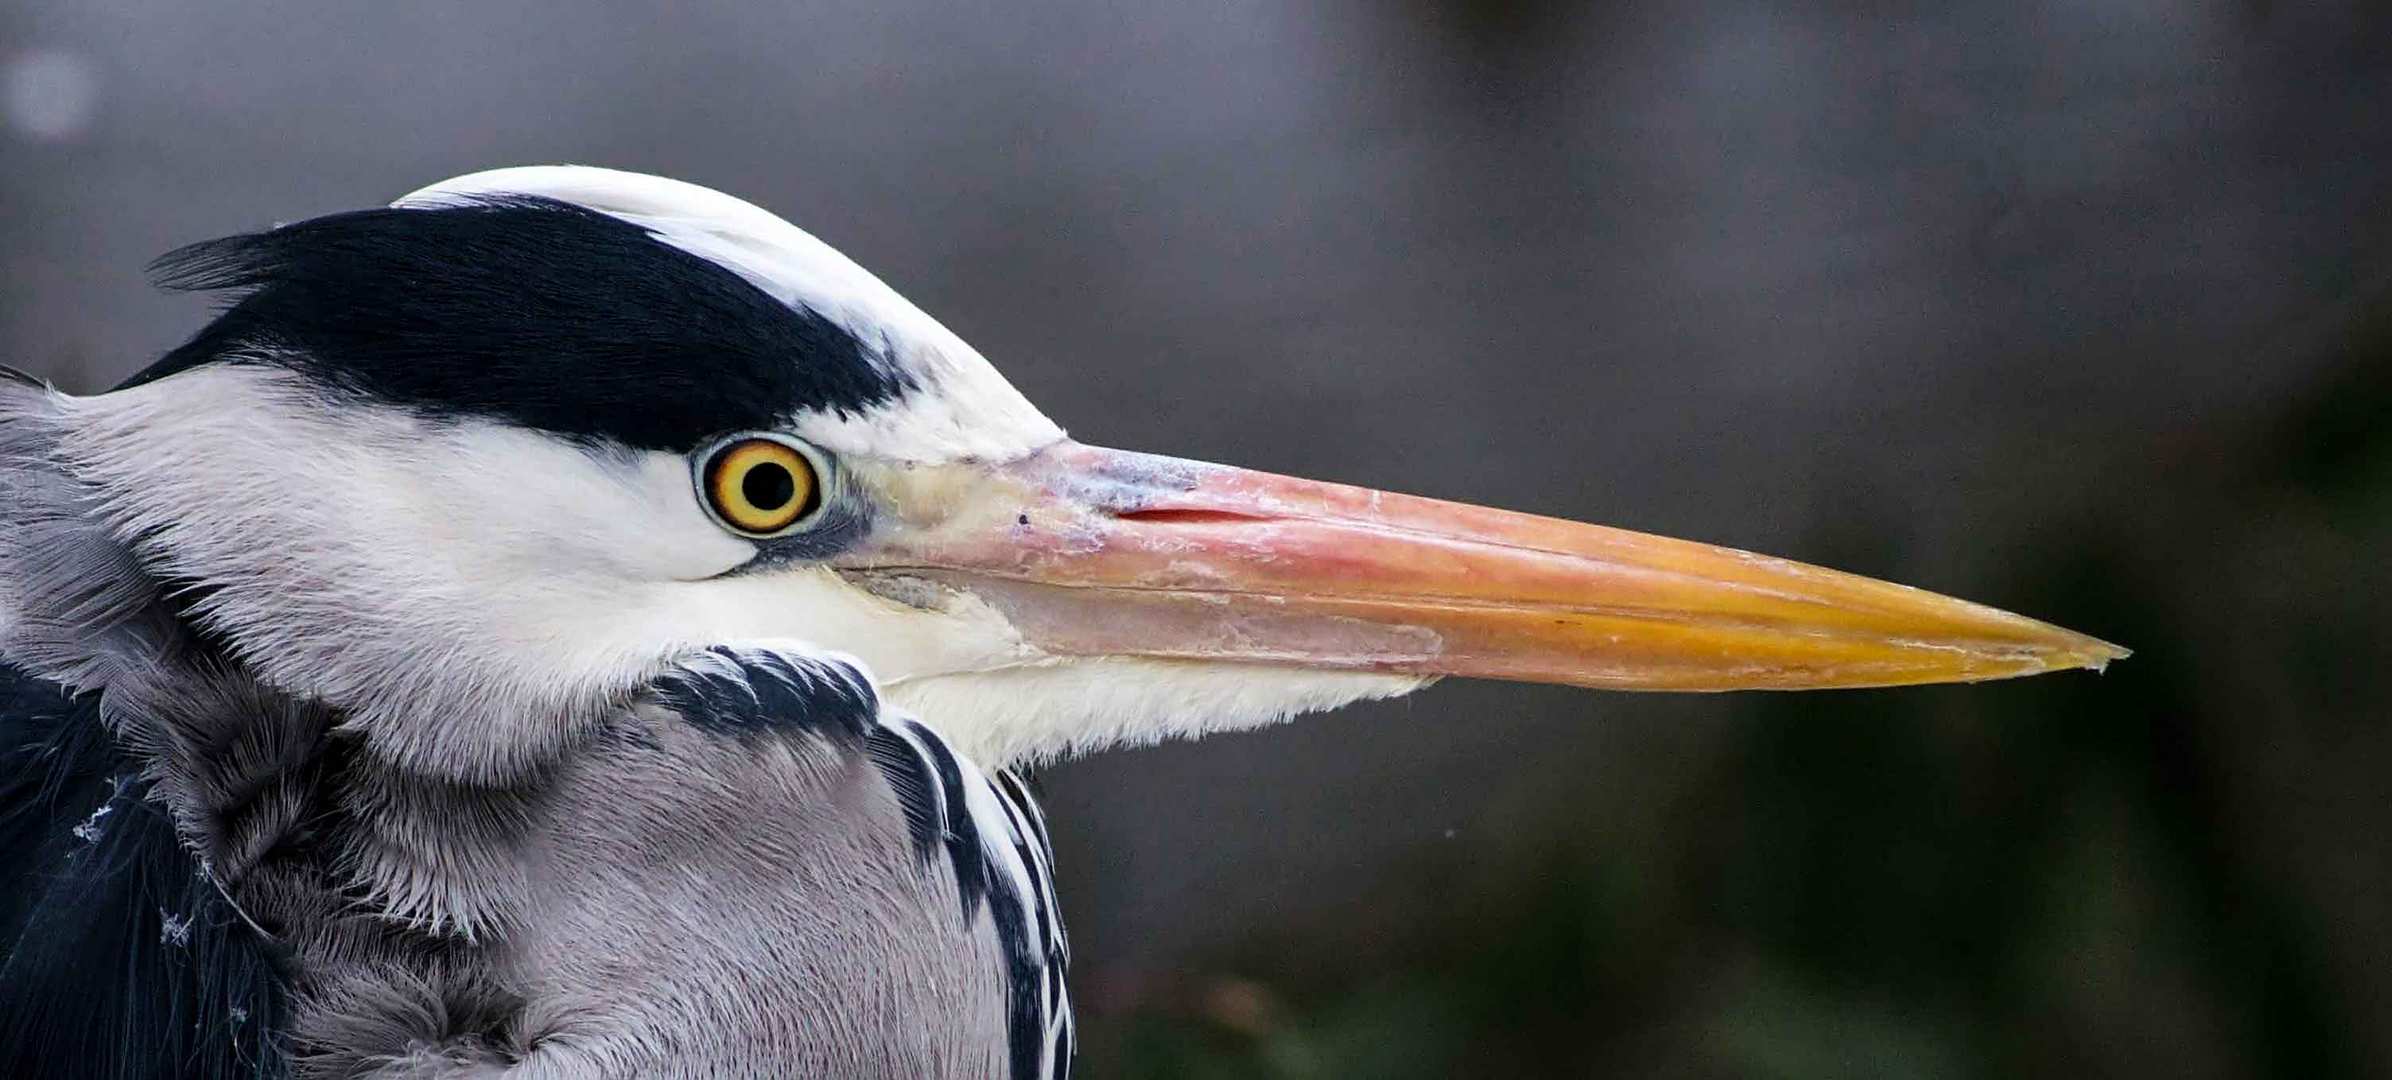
[128,198,911,451]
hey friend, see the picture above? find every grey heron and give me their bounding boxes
[0,166,2123,1078]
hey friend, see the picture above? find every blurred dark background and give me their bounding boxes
[5,2,2387,1076]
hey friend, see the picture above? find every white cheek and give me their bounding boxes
[885,659,1427,768]
[558,451,752,582]
[651,567,1035,686]
[56,368,780,778]
[339,425,753,588]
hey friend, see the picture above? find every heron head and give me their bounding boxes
[32,167,2121,780]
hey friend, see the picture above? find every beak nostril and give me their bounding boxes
[1109,507,1272,527]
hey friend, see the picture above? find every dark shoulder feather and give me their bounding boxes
[0,663,289,1079]
[652,647,1075,1080]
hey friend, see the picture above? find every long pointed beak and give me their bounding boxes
[838,442,2125,690]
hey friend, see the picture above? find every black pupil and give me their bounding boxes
[741,461,797,512]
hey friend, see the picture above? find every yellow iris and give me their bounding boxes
[704,438,819,535]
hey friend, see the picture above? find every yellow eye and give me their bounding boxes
[702,437,821,536]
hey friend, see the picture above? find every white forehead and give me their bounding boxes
[397,166,1063,463]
